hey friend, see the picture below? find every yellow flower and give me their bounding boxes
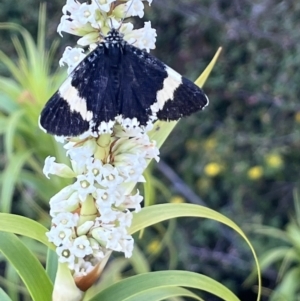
[204,137,217,151]
[295,112,300,123]
[147,240,160,253]
[265,154,283,168]
[204,162,222,177]
[247,166,264,180]
[170,196,185,203]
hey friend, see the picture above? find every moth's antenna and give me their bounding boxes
[117,0,136,30]
[93,0,105,38]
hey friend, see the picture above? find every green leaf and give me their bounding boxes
[46,249,58,283]
[143,169,156,207]
[270,267,300,301]
[129,244,150,274]
[0,232,52,301]
[254,226,291,244]
[0,288,12,301]
[0,150,31,213]
[4,110,24,158]
[0,213,52,248]
[88,270,239,301]
[129,203,261,301]
[0,116,9,135]
[122,286,204,301]
[245,246,292,286]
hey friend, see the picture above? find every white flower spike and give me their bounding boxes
[44,0,163,292]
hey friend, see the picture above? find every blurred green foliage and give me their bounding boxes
[0,5,69,220]
[0,0,300,300]
[247,191,300,300]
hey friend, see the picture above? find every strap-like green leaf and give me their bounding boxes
[123,286,204,301]
[0,213,51,248]
[129,203,261,300]
[0,288,13,301]
[0,151,31,213]
[88,270,239,301]
[0,232,52,301]
[46,249,58,283]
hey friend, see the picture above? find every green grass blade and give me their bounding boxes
[0,50,25,85]
[37,4,46,56]
[123,286,204,301]
[0,151,31,213]
[46,249,58,283]
[4,110,24,158]
[88,270,239,301]
[0,116,9,135]
[143,169,156,207]
[129,203,261,301]
[0,288,12,301]
[270,267,300,301]
[6,263,20,300]
[129,244,150,274]
[0,232,53,301]
[0,213,51,248]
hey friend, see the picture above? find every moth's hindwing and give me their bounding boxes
[123,45,208,121]
[157,72,209,121]
[40,45,111,137]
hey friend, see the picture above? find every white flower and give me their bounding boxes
[72,174,97,201]
[46,224,73,246]
[52,212,79,228]
[95,188,124,208]
[75,2,98,25]
[125,0,145,18]
[120,117,140,130]
[71,236,93,258]
[65,140,99,174]
[57,242,76,269]
[129,21,157,51]
[44,0,164,280]
[97,206,119,223]
[73,259,95,277]
[97,120,115,135]
[86,158,104,183]
[122,190,143,212]
[115,159,146,183]
[117,210,133,228]
[59,46,86,74]
[105,227,126,251]
[57,15,94,37]
[49,191,81,217]
[120,235,134,258]
[62,0,81,15]
[43,156,75,179]
[100,164,124,188]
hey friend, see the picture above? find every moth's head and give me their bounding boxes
[104,29,124,44]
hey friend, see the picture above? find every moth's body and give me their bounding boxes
[39,29,208,137]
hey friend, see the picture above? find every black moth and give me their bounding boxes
[39,28,208,137]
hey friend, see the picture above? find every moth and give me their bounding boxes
[39,28,209,137]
